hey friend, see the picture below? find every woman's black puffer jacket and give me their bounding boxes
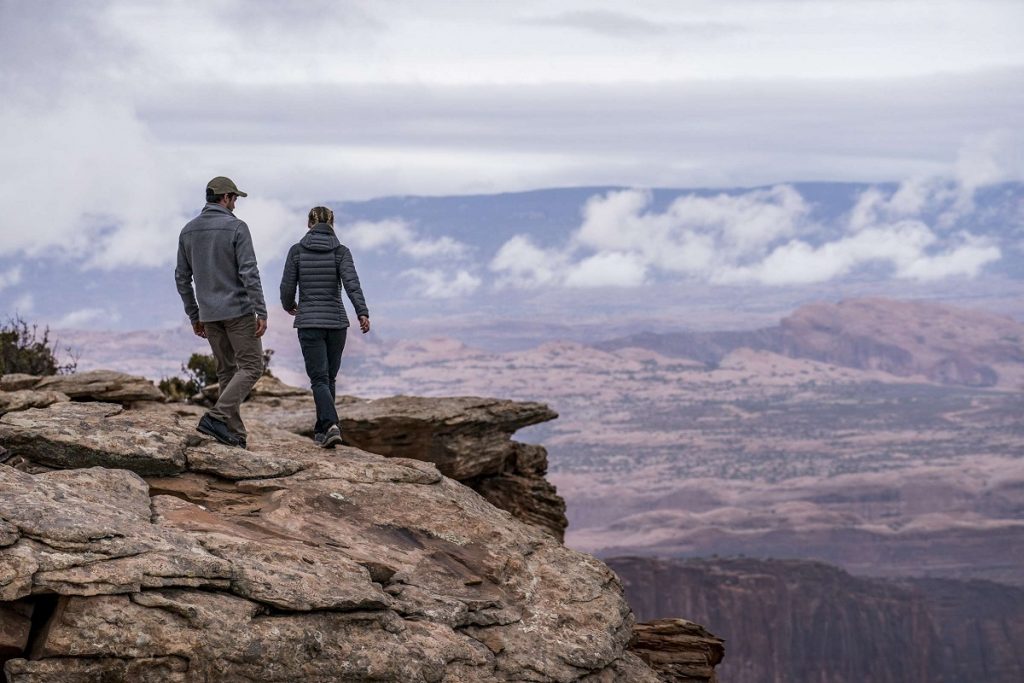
[279,223,369,328]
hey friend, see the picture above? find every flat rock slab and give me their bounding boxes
[0,403,187,476]
[34,370,163,403]
[0,402,313,480]
[0,391,68,417]
[0,375,40,392]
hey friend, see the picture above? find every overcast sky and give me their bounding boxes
[0,0,1022,285]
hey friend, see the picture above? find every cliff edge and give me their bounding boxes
[0,371,722,682]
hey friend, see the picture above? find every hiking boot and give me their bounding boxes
[323,424,343,449]
[233,434,248,450]
[197,414,241,447]
[313,432,328,447]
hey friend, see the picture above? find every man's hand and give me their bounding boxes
[358,315,370,334]
[286,307,298,316]
[192,321,207,338]
[255,317,268,338]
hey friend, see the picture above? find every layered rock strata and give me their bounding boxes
[0,371,713,681]
[245,393,569,541]
[608,556,1024,683]
[629,620,724,683]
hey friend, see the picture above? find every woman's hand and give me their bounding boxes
[286,307,298,316]
[359,315,370,334]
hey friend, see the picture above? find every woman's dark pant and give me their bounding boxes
[297,327,347,435]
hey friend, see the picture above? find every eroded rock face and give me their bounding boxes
[0,391,68,417]
[33,370,164,403]
[245,394,569,540]
[0,398,658,681]
[628,619,725,683]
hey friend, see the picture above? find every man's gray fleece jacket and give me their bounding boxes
[279,223,369,329]
[175,203,268,323]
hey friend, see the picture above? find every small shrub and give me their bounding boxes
[262,348,274,378]
[0,316,78,377]
[159,349,273,400]
[158,353,219,400]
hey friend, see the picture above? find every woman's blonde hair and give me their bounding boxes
[308,206,334,227]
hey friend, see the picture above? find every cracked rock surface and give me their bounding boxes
[245,394,569,540]
[0,373,666,682]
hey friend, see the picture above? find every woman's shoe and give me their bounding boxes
[323,425,343,449]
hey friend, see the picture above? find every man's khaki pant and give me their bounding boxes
[205,313,263,438]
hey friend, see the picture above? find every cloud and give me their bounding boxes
[492,182,1003,290]
[52,307,121,329]
[955,129,1024,190]
[490,235,569,289]
[0,0,1021,281]
[493,186,811,288]
[8,293,33,315]
[341,219,468,259]
[715,223,1000,285]
[234,198,308,263]
[0,266,21,291]
[402,268,481,298]
[521,10,737,38]
[564,252,647,288]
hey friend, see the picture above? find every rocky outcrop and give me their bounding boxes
[245,394,569,540]
[0,372,705,682]
[0,391,67,417]
[33,370,164,402]
[0,376,39,393]
[628,619,724,683]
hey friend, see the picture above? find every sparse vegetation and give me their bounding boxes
[159,348,274,400]
[0,315,78,377]
[158,353,219,400]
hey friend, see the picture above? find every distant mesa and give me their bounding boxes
[597,297,1024,389]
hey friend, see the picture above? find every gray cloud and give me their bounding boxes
[1,0,1022,272]
[520,10,737,38]
[135,68,1024,189]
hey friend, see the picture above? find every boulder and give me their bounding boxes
[34,370,163,403]
[629,619,726,683]
[0,391,68,417]
[0,375,40,392]
[0,600,31,663]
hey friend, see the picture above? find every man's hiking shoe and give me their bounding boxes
[197,414,241,448]
[323,425,343,449]
[233,434,248,450]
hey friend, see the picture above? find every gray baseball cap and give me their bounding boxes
[206,176,248,197]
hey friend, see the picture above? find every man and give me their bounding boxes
[175,176,268,448]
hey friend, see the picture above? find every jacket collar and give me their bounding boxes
[310,222,334,234]
[202,202,234,217]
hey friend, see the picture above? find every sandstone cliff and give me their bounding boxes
[0,371,721,682]
[608,555,1024,683]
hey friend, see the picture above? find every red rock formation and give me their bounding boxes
[0,371,722,681]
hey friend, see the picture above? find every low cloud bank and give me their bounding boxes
[490,158,1009,290]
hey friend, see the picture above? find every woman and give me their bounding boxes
[280,206,370,448]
